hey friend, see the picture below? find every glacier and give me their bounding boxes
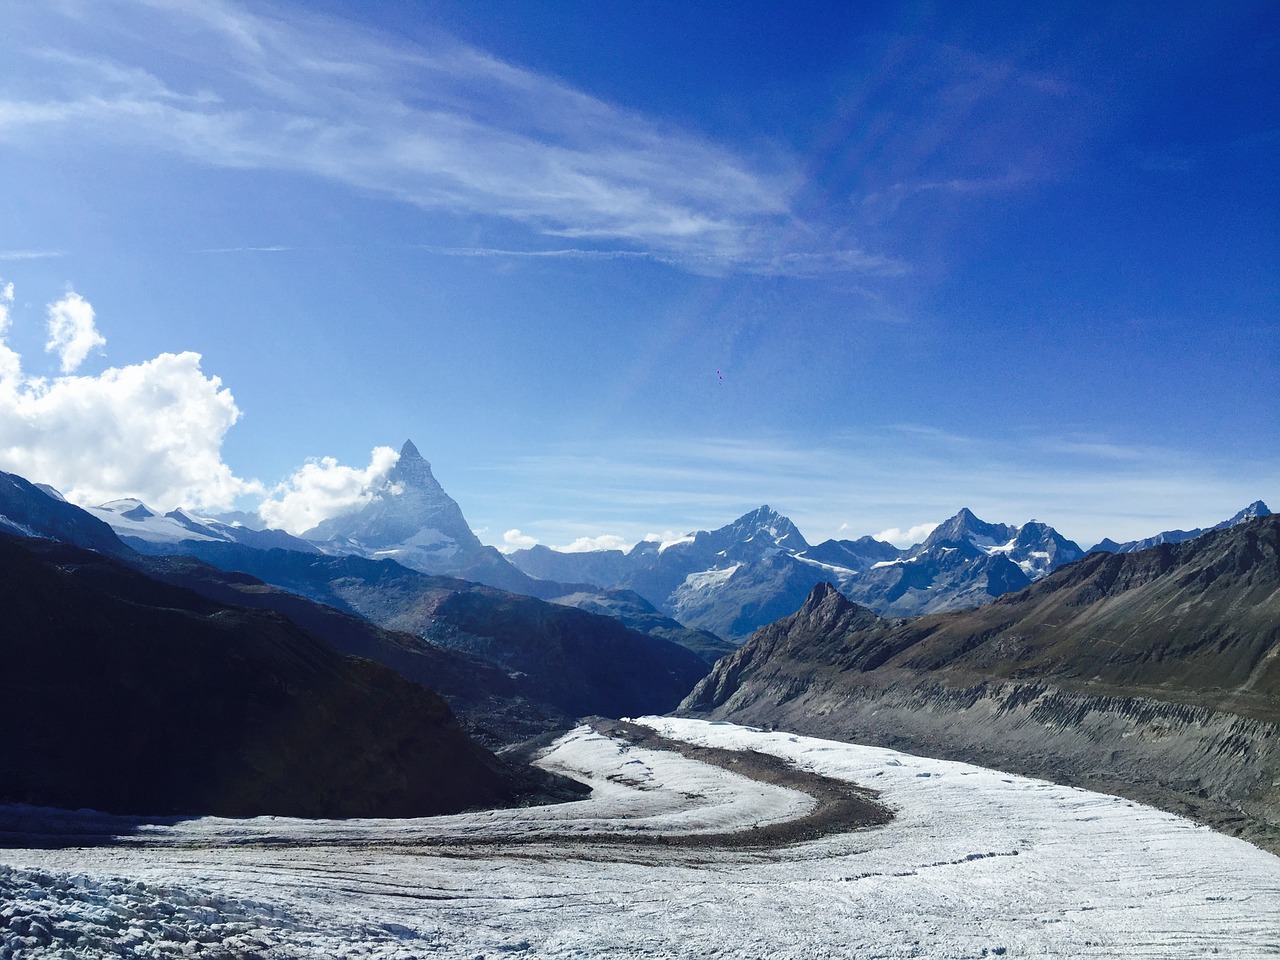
[2,719,1277,958]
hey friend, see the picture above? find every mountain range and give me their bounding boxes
[0,466,710,783]
[513,499,1272,640]
[77,438,1270,646]
[510,503,1089,638]
[1088,500,1271,554]
[4,440,1276,848]
[89,441,733,664]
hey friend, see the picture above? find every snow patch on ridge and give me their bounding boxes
[659,535,695,553]
[682,563,742,591]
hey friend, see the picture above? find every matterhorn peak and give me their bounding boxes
[387,439,442,492]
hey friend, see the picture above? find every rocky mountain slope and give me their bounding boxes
[0,471,130,557]
[682,515,1280,852]
[156,542,711,729]
[0,532,530,818]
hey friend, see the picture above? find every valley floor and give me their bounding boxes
[3,719,1279,959]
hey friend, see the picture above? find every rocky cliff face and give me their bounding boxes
[682,516,1280,853]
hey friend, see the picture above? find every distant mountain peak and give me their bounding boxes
[121,502,155,522]
[925,507,1014,549]
[1230,500,1271,523]
[293,440,532,586]
[386,439,443,493]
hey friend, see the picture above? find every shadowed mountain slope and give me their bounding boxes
[0,534,527,819]
[0,468,715,743]
[141,541,712,733]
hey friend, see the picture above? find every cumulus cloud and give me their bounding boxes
[502,529,538,552]
[556,534,630,553]
[258,446,400,535]
[0,284,258,510]
[643,530,689,544]
[45,291,107,373]
[875,522,939,548]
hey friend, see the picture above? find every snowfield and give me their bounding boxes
[3,719,1278,958]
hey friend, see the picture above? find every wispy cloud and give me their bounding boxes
[469,428,1277,551]
[192,245,299,254]
[416,244,909,278]
[859,169,1034,215]
[2,0,892,275]
[0,250,63,261]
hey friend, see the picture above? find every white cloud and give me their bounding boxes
[45,291,106,372]
[0,1,897,275]
[502,528,538,552]
[874,522,940,548]
[643,530,687,543]
[0,250,63,261]
[555,534,630,553]
[0,285,256,510]
[258,446,400,535]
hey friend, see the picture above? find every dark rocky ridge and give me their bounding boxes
[0,534,530,818]
[682,517,1280,853]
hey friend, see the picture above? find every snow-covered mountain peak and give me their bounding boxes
[384,438,445,495]
[1229,500,1271,524]
[923,508,1016,551]
[718,505,810,553]
[294,440,531,586]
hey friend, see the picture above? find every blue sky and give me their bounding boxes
[1,0,1276,550]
